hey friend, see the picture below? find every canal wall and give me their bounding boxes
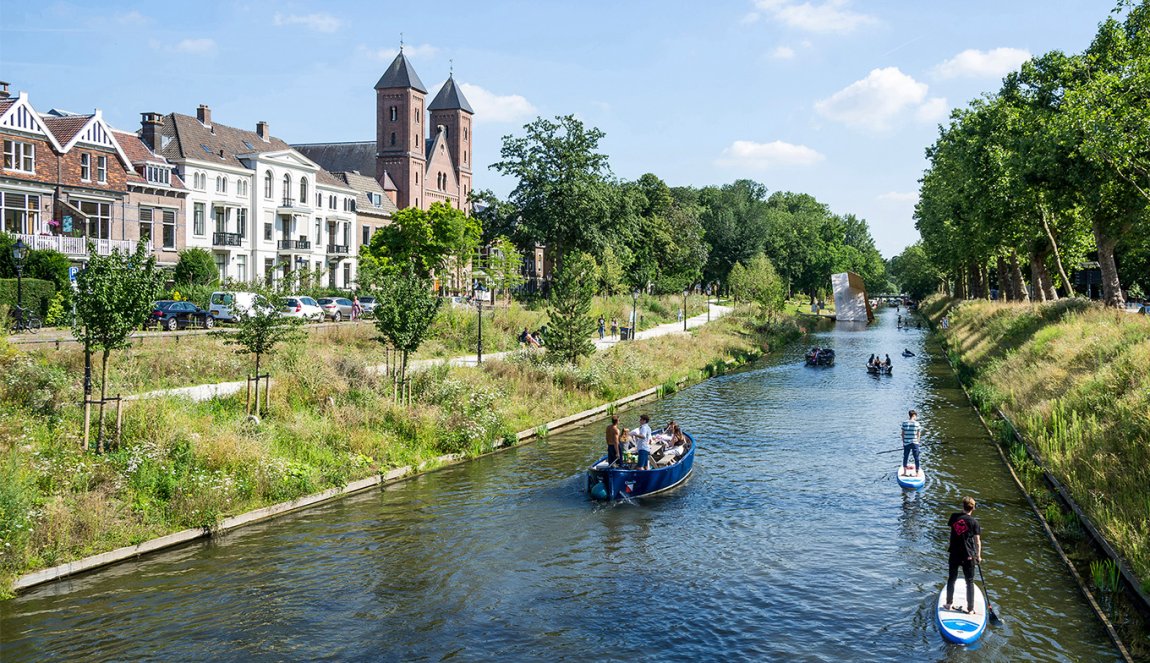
[12,350,762,594]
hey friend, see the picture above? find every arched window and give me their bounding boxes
[299,177,308,204]
[236,178,244,195]
[264,171,273,198]
[283,174,291,202]
[216,175,223,192]
[390,132,396,146]
[389,106,397,121]
[464,150,468,164]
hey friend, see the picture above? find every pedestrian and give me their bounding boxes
[605,415,622,465]
[677,308,683,323]
[944,496,983,614]
[598,315,606,340]
[351,295,362,321]
[610,317,619,339]
[942,316,950,329]
[630,414,653,470]
[901,409,923,476]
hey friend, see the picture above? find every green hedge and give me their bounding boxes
[0,278,56,317]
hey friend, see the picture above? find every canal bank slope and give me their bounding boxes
[921,296,1150,596]
[0,306,800,597]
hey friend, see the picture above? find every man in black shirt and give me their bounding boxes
[945,496,982,613]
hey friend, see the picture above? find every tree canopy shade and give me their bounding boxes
[173,248,218,287]
[371,266,442,379]
[362,201,481,279]
[546,251,597,364]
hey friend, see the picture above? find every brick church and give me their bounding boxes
[294,50,474,214]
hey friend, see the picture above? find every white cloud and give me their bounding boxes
[172,38,216,55]
[741,12,761,24]
[752,0,878,34]
[717,140,825,169]
[771,46,796,60]
[358,44,439,61]
[934,47,1031,79]
[458,83,537,124]
[915,97,949,123]
[117,10,149,26]
[877,191,919,203]
[815,67,944,131]
[273,12,342,33]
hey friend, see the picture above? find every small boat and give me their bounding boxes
[805,348,835,367]
[866,364,893,375]
[935,578,988,644]
[587,431,695,501]
[896,466,925,490]
[902,350,916,358]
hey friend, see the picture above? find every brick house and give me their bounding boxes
[113,129,188,267]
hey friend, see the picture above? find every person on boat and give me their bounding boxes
[945,496,983,614]
[901,409,923,475]
[868,353,876,367]
[883,354,892,368]
[605,416,622,465]
[903,348,915,357]
[630,414,653,470]
[897,314,903,327]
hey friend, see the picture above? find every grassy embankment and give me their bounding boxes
[921,296,1150,594]
[0,304,797,596]
[16,294,708,395]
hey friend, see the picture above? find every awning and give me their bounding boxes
[58,198,89,219]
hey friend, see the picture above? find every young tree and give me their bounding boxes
[487,236,525,305]
[372,266,442,380]
[546,251,597,364]
[743,254,787,315]
[73,241,164,445]
[219,284,303,409]
[598,244,626,296]
[365,201,480,283]
[174,248,219,286]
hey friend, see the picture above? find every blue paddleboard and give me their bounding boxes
[936,577,988,644]
[896,466,925,490]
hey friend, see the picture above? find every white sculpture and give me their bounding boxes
[832,272,874,323]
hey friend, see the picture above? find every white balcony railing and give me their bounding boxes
[14,234,150,258]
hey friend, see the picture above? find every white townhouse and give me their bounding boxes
[140,105,358,288]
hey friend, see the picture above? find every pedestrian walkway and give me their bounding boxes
[130,302,732,401]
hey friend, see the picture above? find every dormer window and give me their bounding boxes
[145,164,171,185]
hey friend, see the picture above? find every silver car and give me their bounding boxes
[317,297,355,322]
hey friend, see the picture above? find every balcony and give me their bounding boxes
[277,239,311,251]
[276,197,311,215]
[212,232,243,247]
[14,233,150,258]
[326,244,349,256]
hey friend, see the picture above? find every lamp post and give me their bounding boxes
[683,288,689,331]
[11,238,26,325]
[474,280,484,364]
[630,288,639,341]
[706,284,711,323]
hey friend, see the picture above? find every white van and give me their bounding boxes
[209,291,268,321]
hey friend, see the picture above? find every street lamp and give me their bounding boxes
[683,288,689,332]
[11,238,26,324]
[630,288,639,341]
[474,279,484,364]
[706,284,712,323]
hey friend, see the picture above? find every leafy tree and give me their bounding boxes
[492,115,614,265]
[727,262,748,302]
[546,251,597,363]
[174,248,218,286]
[73,241,164,445]
[698,180,771,286]
[365,202,480,281]
[728,254,785,315]
[219,284,302,392]
[0,233,71,291]
[889,243,943,300]
[487,236,526,305]
[371,266,442,380]
[471,188,521,246]
[598,244,626,295]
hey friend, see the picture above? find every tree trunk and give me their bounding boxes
[1030,250,1049,303]
[1041,206,1074,297]
[1093,219,1125,308]
[401,349,409,383]
[996,256,1009,301]
[97,350,109,450]
[1009,251,1029,303]
[953,269,966,299]
[969,264,981,299]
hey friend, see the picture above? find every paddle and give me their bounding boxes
[977,562,1002,624]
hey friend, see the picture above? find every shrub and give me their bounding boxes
[173,248,218,287]
[0,277,56,317]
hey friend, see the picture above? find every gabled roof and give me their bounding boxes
[380,171,397,191]
[374,51,427,93]
[0,92,64,151]
[335,171,397,216]
[292,141,374,176]
[156,112,294,167]
[428,76,473,114]
[111,129,186,190]
[42,110,131,167]
[41,114,89,145]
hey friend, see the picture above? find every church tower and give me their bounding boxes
[428,74,474,213]
[375,50,427,209]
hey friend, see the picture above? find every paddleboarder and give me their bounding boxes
[945,496,983,614]
[901,409,923,476]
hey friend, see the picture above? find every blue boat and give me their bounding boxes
[587,432,696,500]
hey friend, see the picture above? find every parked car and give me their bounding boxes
[280,295,324,322]
[317,297,355,322]
[209,291,270,321]
[357,296,377,318]
[149,300,214,331]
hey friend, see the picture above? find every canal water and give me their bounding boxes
[0,310,1121,662]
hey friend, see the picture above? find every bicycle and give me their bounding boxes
[6,306,42,334]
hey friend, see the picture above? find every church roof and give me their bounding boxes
[428,76,473,114]
[374,52,427,93]
[292,141,374,177]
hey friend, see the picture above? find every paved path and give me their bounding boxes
[130,302,733,402]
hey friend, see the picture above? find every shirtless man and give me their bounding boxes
[605,416,622,465]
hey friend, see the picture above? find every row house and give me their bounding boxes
[0,84,144,261]
[143,105,360,289]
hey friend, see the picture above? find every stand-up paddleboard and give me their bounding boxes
[896,467,925,490]
[936,577,988,644]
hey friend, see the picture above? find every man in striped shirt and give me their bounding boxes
[901,409,923,476]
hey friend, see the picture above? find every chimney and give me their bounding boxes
[0,82,10,100]
[139,112,164,150]
[196,104,211,127]
[256,120,270,141]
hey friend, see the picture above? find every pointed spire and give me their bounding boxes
[375,49,427,93]
[428,76,473,114]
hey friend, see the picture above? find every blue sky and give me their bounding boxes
[0,0,1115,257]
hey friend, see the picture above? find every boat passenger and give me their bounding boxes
[944,497,982,614]
[605,416,622,465]
[868,353,875,367]
[630,414,653,470]
[883,354,892,368]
